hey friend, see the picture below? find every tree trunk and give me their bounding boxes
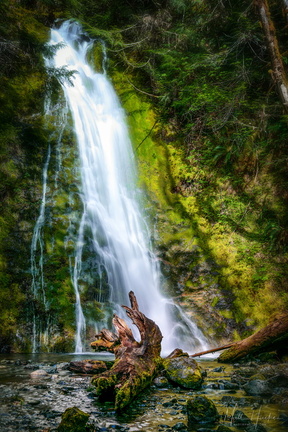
[91,291,163,410]
[218,312,288,362]
[283,0,288,23]
[255,0,288,110]
[190,343,234,358]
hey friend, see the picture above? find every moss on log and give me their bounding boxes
[218,313,288,362]
[91,291,163,410]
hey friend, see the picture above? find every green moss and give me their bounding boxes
[115,369,154,410]
[249,373,266,381]
[57,406,90,432]
[187,395,219,425]
[89,42,106,73]
[163,357,203,389]
[219,310,234,320]
[50,332,75,352]
[92,374,117,398]
[211,297,219,307]
[115,383,132,410]
[108,68,288,341]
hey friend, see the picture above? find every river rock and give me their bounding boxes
[267,373,288,388]
[68,360,107,374]
[187,395,219,427]
[58,370,72,377]
[172,422,188,431]
[218,379,239,390]
[163,357,203,389]
[30,369,49,378]
[279,413,288,426]
[243,379,272,396]
[217,426,233,432]
[57,406,90,431]
[154,376,169,387]
[221,395,255,407]
[231,410,267,432]
[271,389,288,405]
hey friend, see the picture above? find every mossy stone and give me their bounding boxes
[249,373,266,381]
[163,357,203,389]
[187,395,219,426]
[57,406,90,432]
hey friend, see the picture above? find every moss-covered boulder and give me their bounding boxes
[163,356,203,389]
[57,407,90,432]
[187,395,219,427]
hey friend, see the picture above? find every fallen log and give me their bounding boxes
[91,291,163,410]
[190,343,235,358]
[68,360,107,374]
[218,312,288,363]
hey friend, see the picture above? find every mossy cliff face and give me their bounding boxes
[112,69,288,344]
[0,3,51,351]
[97,0,288,344]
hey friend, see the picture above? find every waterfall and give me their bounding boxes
[41,20,208,354]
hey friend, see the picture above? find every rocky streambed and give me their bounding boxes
[0,354,287,432]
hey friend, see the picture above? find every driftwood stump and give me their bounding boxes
[91,291,163,410]
[218,312,288,362]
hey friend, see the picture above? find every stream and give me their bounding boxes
[0,353,287,431]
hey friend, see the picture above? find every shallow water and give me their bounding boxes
[0,354,287,431]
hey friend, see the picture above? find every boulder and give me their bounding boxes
[187,395,219,427]
[163,357,203,389]
[243,379,272,396]
[57,406,90,432]
[231,410,267,432]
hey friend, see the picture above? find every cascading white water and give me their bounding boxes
[30,144,51,353]
[47,20,208,354]
[30,91,69,352]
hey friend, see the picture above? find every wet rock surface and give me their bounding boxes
[163,357,204,389]
[57,406,90,431]
[0,356,287,431]
[187,395,219,426]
